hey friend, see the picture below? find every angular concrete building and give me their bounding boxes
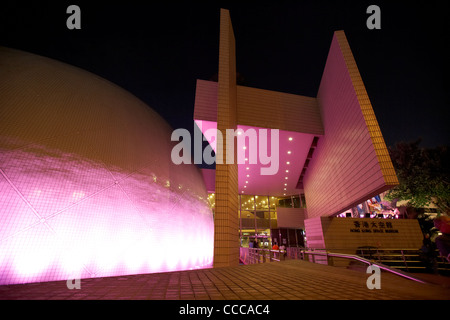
[194,9,401,267]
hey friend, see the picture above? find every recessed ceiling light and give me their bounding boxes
[246,167,249,170]
[244,186,247,188]
[246,174,250,177]
[284,188,286,190]
[284,183,287,186]
[245,181,248,184]
[285,170,289,173]
[288,137,293,141]
[286,161,290,165]
[243,146,247,150]
[285,177,288,180]
[287,151,291,154]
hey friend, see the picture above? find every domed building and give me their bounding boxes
[0,47,214,285]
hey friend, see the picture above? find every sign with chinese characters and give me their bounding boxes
[350,220,399,234]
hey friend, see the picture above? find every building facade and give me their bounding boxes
[194,9,401,267]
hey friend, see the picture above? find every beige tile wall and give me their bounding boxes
[214,9,239,268]
[304,31,398,219]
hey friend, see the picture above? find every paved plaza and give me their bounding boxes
[0,259,449,300]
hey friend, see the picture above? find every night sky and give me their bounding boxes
[1,1,449,148]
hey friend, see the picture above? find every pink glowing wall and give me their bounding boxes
[0,47,214,285]
[303,31,397,219]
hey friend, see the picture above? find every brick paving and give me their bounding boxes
[0,259,449,300]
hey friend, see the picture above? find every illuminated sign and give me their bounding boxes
[350,220,399,234]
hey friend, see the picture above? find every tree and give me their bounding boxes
[385,140,450,214]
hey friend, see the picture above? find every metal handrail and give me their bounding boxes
[240,246,445,283]
[240,247,286,264]
[301,250,427,283]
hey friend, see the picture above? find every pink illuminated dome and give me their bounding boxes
[0,47,214,285]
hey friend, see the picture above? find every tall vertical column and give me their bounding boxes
[213,9,239,268]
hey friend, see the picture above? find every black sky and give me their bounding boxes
[1,0,449,148]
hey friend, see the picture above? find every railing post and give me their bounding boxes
[327,251,334,266]
[401,250,409,272]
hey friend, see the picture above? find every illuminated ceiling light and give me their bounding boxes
[246,174,250,177]
[288,137,293,141]
[284,183,287,186]
[287,151,291,154]
[245,181,248,184]
[244,186,247,188]
[241,191,244,193]
[246,167,249,170]
[286,161,290,165]
[255,196,258,199]
[285,177,288,180]
[245,158,248,162]
[284,188,286,191]
[285,170,289,173]
[243,146,247,150]
[283,193,286,196]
